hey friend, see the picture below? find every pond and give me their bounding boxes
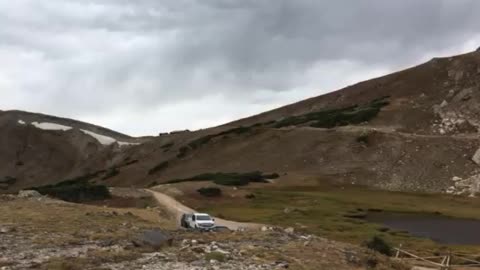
[365,212,480,245]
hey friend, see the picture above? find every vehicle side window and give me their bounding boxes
[192,215,195,221]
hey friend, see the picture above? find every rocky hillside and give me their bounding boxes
[3,49,480,195]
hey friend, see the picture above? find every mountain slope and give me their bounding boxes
[0,110,146,191]
[2,49,480,195]
[102,49,480,194]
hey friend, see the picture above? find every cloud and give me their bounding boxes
[0,0,479,136]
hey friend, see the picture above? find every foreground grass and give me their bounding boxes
[198,185,480,254]
[0,198,174,246]
[41,250,142,270]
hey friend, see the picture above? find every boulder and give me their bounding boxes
[17,190,42,198]
[284,227,295,234]
[133,230,173,250]
[472,148,480,166]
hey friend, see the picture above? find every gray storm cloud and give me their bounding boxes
[0,0,479,135]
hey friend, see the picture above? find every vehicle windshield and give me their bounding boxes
[196,215,212,221]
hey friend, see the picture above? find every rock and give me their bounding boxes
[452,176,462,182]
[18,190,42,198]
[472,147,480,166]
[133,230,173,250]
[440,100,448,108]
[214,248,230,255]
[284,227,295,234]
[447,89,456,98]
[191,246,206,253]
[453,87,473,102]
[261,226,268,232]
[275,261,289,268]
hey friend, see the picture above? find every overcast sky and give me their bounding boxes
[1,0,480,136]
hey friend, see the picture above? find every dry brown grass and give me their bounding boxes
[0,197,174,246]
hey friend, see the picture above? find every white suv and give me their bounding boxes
[182,213,215,230]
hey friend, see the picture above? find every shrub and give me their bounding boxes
[102,168,119,180]
[363,236,392,256]
[177,146,190,158]
[31,171,110,203]
[255,120,277,127]
[148,161,169,175]
[124,159,139,166]
[205,252,227,262]
[218,126,251,136]
[188,135,215,149]
[273,97,389,129]
[263,173,280,179]
[356,134,369,144]
[245,193,256,199]
[187,126,253,150]
[32,179,111,203]
[197,187,222,197]
[161,142,174,149]
[168,171,278,186]
[148,181,158,188]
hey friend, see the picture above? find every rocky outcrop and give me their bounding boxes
[133,230,173,250]
[17,190,42,198]
[446,175,480,197]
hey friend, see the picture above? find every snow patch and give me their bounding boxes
[81,129,116,145]
[32,122,72,131]
[18,120,26,125]
[28,121,139,147]
[117,141,141,146]
[80,129,140,147]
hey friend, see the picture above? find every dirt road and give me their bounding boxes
[146,189,262,231]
